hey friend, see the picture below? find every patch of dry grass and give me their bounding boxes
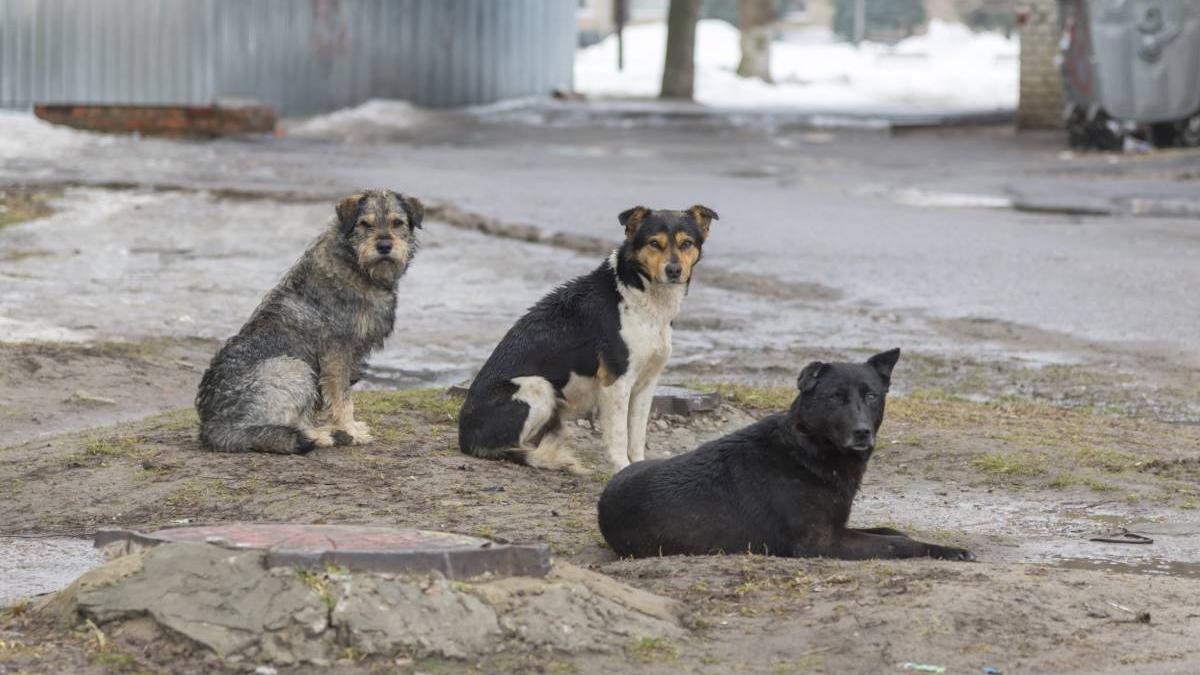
[0,187,58,229]
[693,382,794,411]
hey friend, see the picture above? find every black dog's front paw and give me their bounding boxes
[928,544,976,562]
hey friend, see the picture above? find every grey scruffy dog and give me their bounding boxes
[196,189,424,454]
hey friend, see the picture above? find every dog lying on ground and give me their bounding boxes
[458,205,718,473]
[598,349,976,561]
[196,189,423,454]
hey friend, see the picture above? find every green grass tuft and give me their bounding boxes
[629,636,678,663]
[971,450,1048,478]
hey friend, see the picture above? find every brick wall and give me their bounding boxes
[1017,0,1063,129]
[34,104,276,138]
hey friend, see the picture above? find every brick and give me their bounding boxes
[1017,0,1064,129]
[34,103,276,138]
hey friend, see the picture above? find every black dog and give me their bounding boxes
[598,349,975,561]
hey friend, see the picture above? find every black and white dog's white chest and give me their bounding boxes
[615,281,679,380]
[560,264,683,417]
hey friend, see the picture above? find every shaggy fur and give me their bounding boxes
[195,189,423,454]
[458,205,717,473]
[598,349,976,561]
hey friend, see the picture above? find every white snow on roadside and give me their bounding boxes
[283,99,436,141]
[0,316,92,343]
[576,20,1018,113]
[0,110,117,161]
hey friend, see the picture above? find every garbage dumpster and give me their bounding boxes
[1058,0,1200,149]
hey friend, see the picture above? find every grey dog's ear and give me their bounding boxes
[618,206,648,240]
[688,204,718,238]
[867,348,900,384]
[797,361,826,392]
[336,193,365,229]
[391,192,424,229]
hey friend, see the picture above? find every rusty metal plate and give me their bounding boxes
[95,524,550,579]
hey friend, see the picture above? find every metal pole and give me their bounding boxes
[615,0,627,71]
[853,0,866,45]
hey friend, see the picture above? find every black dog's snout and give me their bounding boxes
[852,427,872,444]
[375,239,394,254]
[665,262,683,280]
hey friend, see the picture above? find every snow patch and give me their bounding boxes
[283,99,437,142]
[0,317,92,343]
[576,19,1018,114]
[0,111,117,161]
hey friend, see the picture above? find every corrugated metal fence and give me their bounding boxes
[0,0,576,115]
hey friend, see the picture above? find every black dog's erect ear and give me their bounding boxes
[619,206,648,239]
[689,204,719,239]
[393,192,424,229]
[336,193,365,229]
[797,361,826,392]
[867,348,901,383]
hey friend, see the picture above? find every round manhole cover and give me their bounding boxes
[95,524,550,579]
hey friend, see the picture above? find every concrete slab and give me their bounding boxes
[94,524,550,579]
[650,385,721,416]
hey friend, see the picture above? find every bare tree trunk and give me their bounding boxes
[661,0,702,100]
[737,0,775,82]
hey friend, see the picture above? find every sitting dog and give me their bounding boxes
[196,189,423,454]
[458,205,718,473]
[598,349,975,561]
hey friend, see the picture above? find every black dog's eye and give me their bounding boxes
[649,240,664,250]
[680,240,694,251]
[358,220,371,229]
[865,393,878,402]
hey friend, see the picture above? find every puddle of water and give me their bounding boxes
[1042,556,1200,579]
[0,537,106,605]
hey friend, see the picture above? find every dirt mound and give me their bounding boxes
[38,542,683,667]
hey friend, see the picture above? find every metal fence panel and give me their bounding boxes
[0,0,576,115]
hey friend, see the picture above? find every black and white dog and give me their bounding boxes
[598,349,976,561]
[458,205,718,473]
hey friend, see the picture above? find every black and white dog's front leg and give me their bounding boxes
[598,378,634,471]
[625,372,661,464]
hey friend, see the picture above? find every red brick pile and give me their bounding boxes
[34,103,276,138]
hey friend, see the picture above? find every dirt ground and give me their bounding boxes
[2,140,1199,672]
[2,358,1200,673]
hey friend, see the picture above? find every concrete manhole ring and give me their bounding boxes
[94,523,551,579]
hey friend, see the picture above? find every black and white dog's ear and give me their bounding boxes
[618,205,648,239]
[797,361,826,392]
[336,192,366,230]
[689,204,719,239]
[867,348,901,383]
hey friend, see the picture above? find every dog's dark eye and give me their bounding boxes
[358,220,371,229]
[679,240,693,251]
[865,393,877,402]
[649,240,664,250]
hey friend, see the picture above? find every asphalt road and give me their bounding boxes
[5,111,1199,369]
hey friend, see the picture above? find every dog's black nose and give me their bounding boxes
[852,428,872,444]
[665,263,683,280]
[375,239,394,255]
